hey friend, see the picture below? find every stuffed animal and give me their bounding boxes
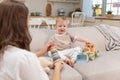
[38,57,53,74]
[83,42,99,60]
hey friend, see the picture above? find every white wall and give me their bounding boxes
[25,0,79,16]
[25,0,47,16]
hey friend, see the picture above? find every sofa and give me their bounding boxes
[29,26,120,80]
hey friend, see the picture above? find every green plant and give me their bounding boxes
[107,10,112,14]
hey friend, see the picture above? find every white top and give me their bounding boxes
[0,45,49,80]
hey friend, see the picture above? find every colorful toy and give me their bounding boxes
[49,44,61,61]
[83,42,99,60]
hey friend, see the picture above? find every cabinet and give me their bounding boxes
[82,16,120,27]
[95,19,120,27]
[48,0,80,3]
[84,19,120,27]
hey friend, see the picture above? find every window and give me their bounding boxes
[106,0,120,15]
[92,0,102,16]
[93,0,120,16]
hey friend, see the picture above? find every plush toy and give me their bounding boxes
[38,57,53,74]
[83,42,99,60]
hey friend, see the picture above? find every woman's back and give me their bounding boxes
[0,45,48,80]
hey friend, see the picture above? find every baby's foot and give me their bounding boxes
[70,59,75,67]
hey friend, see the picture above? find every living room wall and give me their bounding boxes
[25,0,79,16]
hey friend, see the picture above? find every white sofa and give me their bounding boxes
[29,26,120,80]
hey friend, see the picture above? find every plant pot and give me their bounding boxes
[106,14,113,18]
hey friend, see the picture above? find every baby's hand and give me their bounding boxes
[86,41,91,44]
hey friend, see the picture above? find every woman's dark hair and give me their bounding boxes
[0,1,31,58]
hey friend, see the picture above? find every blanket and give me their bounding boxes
[95,24,120,51]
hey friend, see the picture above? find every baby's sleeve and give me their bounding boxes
[68,32,78,42]
[48,35,55,43]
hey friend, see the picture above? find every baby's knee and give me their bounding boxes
[74,47,82,52]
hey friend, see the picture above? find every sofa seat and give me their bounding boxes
[49,63,82,80]
[74,50,120,80]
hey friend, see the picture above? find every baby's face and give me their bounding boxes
[56,21,67,34]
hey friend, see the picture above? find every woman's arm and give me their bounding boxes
[35,42,64,80]
[36,47,48,57]
[51,59,64,80]
[36,42,52,57]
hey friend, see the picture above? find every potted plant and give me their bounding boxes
[107,10,112,15]
[75,8,81,12]
[106,10,113,18]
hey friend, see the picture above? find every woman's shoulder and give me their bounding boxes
[8,45,34,54]
[4,45,36,62]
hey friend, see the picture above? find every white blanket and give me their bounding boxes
[95,24,120,51]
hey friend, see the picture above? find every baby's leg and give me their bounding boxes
[60,49,74,58]
[60,47,82,60]
[70,47,83,61]
[60,47,82,66]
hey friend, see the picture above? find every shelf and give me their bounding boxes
[48,0,80,3]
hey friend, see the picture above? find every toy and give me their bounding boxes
[76,51,89,63]
[50,48,61,61]
[49,43,61,61]
[38,57,53,74]
[83,42,99,60]
[48,43,61,61]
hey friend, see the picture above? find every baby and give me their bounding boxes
[48,17,89,67]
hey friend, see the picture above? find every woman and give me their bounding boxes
[0,1,63,80]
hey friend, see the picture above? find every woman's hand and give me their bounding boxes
[36,42,55,57]
[54,59,64,71]
[51,59,64,80]
[46,42,56,51]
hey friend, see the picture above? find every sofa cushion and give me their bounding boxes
[74,50,120,80]
[29,28,55,52]
[49,63,82,80]
[67,27,106,51]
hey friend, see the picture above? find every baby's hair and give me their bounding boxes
[56,17,67,24]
